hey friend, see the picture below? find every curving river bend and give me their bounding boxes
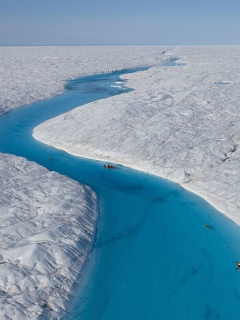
[1,68,240,319]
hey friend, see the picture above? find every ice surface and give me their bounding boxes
[34,45,240,225]
[0,153,97,319]
[0,46,170,319]
[0,45,171,115]
[0,45,171,318]
[3,45,240,317]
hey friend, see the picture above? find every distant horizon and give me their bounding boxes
[1,43,240,47]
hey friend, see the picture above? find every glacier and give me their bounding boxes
[33,45,240,225]
[3,44,240,318]
[0,45,170,318]
[0,45,171,115]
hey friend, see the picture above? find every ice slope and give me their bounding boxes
[0,45,171,318]
[0,153,97,319]
[34,45,240,225]
[0,45,171,115]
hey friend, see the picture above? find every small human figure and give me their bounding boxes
[48,156,52,160]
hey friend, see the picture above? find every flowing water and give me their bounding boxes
[1,67,240,319]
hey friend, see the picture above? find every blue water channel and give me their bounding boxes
[1,67,240,319]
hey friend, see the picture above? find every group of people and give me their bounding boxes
[104,164,116,169]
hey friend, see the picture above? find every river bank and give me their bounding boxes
[0,52,170,319]
[33,45,240,226]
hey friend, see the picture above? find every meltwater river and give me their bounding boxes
[1,67,240,319]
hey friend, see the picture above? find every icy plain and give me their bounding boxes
[0,45,171,115]
[0,45,171,319]
[34,45,240,225]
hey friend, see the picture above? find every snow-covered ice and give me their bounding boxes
[0,45,171,318]
[0,45,171,115]
[34,45,240,225]
[0,153,97,319]
[3,44,240,318]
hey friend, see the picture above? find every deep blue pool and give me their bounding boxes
[1,68,240,319]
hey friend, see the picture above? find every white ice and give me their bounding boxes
[4,44,240,318]
[0,154,97,319]
[0,45,171,318]
[0,45,171,115]
[34,45,240,225]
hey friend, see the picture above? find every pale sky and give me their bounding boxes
[0,0,240,45]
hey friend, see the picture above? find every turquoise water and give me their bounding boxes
[1,68,240,319]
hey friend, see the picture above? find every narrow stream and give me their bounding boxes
[1,67,240,319]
